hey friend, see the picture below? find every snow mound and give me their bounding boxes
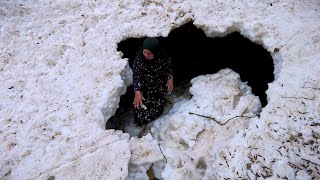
[149,69,261,179]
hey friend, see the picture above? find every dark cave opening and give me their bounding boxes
[106,22,274,132]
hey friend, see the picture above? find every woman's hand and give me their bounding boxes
[167,78,174,92]
[133,91,145,108]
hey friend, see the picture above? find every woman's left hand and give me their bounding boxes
[167,78,174,92]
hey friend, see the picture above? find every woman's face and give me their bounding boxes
[143,49,154,60]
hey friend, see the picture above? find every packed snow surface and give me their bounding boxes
[0,0,319,179]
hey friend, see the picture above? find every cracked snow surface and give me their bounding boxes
[0,0,319,179]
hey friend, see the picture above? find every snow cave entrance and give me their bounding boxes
[106,22,274,135]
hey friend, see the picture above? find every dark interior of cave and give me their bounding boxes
[106,21,274,130]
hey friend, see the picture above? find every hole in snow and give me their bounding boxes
[105,82,191,136]
[106,21,274,135]
[105,85,139,136]
[120,22,274,106]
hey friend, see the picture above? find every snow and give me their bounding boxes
[129,133,164,179]
[0,0,320,179]
[147,69,262,179]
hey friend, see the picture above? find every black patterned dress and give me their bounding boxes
[133,49,173,126]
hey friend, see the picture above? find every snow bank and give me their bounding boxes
[149,69,261,179]
[0,0,319,179]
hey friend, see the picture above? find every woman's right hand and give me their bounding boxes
[133,91,145,108]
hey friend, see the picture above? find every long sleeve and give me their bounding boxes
[133,53,141,91]
[163,55,173,81]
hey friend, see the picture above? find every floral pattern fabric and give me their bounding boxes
[133,49,173,126]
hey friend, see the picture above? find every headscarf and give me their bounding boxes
[143,37,160,55]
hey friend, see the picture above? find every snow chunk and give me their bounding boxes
[129,133,164,179]
[151,69,261,179]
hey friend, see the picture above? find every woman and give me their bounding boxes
[132,37,174,126]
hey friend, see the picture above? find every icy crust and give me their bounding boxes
[0,0,320,179]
